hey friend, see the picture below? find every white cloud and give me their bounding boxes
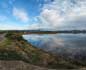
[7,0,86,30]
[41,9,64,27]
[13,8,29,22]
[36,0,86,30]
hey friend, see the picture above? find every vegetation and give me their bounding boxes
[0,31,85,69]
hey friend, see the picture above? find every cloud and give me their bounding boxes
[35,0,86,30]
[41,9,64,27]
[13,8,29,22]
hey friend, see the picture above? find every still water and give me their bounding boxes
[23,34,86,58]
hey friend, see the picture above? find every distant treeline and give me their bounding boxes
[0,30,86,34]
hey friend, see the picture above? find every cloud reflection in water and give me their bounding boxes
[23,34,86,62]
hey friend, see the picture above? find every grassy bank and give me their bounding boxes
[0,32,84,69]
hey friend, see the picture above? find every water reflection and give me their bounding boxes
[23,34,86,58]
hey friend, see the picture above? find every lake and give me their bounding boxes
[23,34,86,60]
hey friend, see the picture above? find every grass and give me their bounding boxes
[0,32,84,69]
[0,50,22,60]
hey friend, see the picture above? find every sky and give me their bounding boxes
[0,0,86,30]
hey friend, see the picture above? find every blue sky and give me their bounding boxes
[0,0,86,30]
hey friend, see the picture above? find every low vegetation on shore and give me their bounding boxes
[0,32,85,69]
